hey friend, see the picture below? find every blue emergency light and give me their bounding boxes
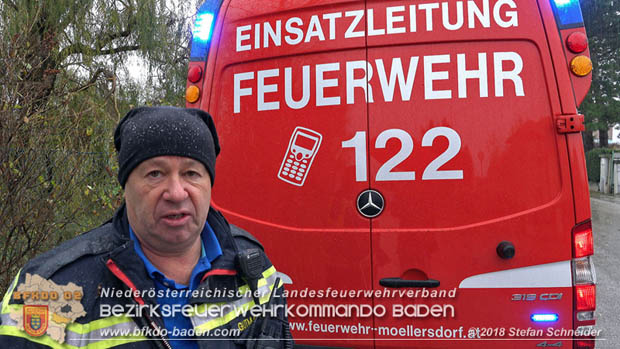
[190,0,223,60]
[193,13,214,42]
[531,314,559,322]
[551,0,584,28]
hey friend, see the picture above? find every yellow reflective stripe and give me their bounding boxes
[1,269,21,315]
[190,265,278,316]
[194,299,255,334]
[235,266,276,293]
[2,301,133,336]
[0,324,79,349]
[71,336,146,349]
[1,304,21,315]
[233,266,277,295]
[237,284,251,295]
[193,278,281,333]
[262,266,276,280]
[202,288,274,332]
[66,315,135,335]
[0,324,147,349]
[258,285,277,305]
[71,335,147,349]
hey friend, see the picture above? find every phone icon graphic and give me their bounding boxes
[278,127,323,186]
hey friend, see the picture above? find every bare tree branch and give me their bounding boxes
[60,42,141,60]
[97,44,141,56]
[59,42,93,60]
[97,17,136,48]
[68,67,113,93]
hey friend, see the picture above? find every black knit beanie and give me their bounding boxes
[114,106,220,188]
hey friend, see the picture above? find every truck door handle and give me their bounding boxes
[379,278,440,288]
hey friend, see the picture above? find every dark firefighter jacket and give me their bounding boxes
[0,205,293,349]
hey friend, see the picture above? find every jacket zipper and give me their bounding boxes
[106,259,173,349]
[144,313,172,349]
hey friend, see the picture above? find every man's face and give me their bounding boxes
[124,156,212,254]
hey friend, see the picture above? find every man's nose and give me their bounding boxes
[162,175,188,202]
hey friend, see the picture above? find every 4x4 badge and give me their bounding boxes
[357,190,384,218]
[536,342,562,347]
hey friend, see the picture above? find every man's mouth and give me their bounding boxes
[161,212,191,226]
[166,213,186,219]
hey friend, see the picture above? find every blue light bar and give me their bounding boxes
[193,13,214,42]
[551,0,584,28]
[531,314,559,322]
[190,0,223,60]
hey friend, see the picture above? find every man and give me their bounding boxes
[0,106,293,348]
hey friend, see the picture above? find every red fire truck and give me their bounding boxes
[186,0,596,348]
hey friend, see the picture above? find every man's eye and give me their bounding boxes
[147,171,162,178]
[186,171,201,178]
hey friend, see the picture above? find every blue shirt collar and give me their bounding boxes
[129,222,222,290]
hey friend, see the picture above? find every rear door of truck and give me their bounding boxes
[206,0,374,347]
[367,1,577,347]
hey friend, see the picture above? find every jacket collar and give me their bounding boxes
[105,204,238,301]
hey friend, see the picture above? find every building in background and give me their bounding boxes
[593,124,620,147]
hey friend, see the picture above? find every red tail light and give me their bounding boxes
[573,221,593,258]
[574,230,594,258]
[575,285,596,311]
[571,220,596,343]
[188,66,203,83]
[566,32,588,53]
[574,339,595,349]
[186,62,204,105]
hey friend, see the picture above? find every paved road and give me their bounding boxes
[590,192,620,349]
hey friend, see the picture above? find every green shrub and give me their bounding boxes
[585,148,614,182]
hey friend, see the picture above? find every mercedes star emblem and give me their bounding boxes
[357,189,384,218]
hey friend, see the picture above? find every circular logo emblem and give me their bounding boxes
[357,190,384,218]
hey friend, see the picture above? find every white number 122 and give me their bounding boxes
[341,127,463,182]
